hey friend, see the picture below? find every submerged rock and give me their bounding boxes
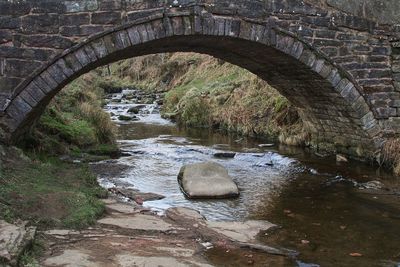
[109,188,165,203]
[118,115,139,121]
[177,161,239,199]
[336,154,348,163]
[0,220,36,266]
[213,152,236,158]
[258,144,274,148]
[118,115,133,121]
[127,107,140,114]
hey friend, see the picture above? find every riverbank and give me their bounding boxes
[96,53,308,147]
[34,196,296,266]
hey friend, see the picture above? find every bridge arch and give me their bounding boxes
[1,11,381,157]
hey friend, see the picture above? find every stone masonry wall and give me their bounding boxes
[0,0,399,159]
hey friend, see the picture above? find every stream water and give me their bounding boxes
[96,89,400,267]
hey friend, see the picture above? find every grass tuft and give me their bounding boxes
[382,138,400,176]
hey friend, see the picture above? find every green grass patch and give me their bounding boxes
[0,148,106,229]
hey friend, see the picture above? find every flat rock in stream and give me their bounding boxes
[110,188,165,202]
[206,220,275,243]
[98,214,177,232]
[178,162,239,199]
[0,220,36,266]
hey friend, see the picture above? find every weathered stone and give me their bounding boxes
[20,14,59,34]
[23,82,46,103]
[14,35,74,49]
[0,2,31,16]
[64,0,98,13]
[0,17,21,29]
[60,13,90,26]
[90,38,108,59]
[91,11,121,25]
[0,220,36,266]
[4,59,43,78]
[0,46,55,61]
[178,161,239,199]
[0,0,399,158]
[327,0,400,24]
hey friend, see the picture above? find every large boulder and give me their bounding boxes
[177,162,239,199]
[0,220,36,266]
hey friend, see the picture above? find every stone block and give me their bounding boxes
[171,17,184,36]
[83,45,98,63]
[64,0,98,13]
[23,82,45,103]
[0,2,31,16]
[115,30,132,49]
[151,19,166,39]
[5,59,43,78]
[55,58,74,78]
[20,14,59,34]
[60,13,90,25]
[127,26,142,45]
[299,49,316,67]
[47,64,67,84]
[163,17,174,37]
[127,9,162,22]
[74,48,91,67]
[136,24,149,42]
[0,77,22,95]
[376,107,397,118]
[40,70,59,92]
[182,16,192,35]
[239,21,252,40]
[64,53,83,72]
[145,23,155,41]
[392,61,400,73]
[6,96,32,124]
[90,38,108,59]
[0,46,55,61]
[31,0,66,13]
[99,0,122,10]
[91,11,121,25]
[226,19,240,38]
[0,30,11,44]
[14,35,74,49]
[291,41,304,59]
[20,90,37,108]
[0,17,21,29]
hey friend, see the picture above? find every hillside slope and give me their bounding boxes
[100,53,309,146]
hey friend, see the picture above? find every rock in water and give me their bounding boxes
[0,220,36,266]
[336,154,348,163]
[177,162,239,199]
[213,152,236,158]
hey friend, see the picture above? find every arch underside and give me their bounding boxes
[2,18,379,157]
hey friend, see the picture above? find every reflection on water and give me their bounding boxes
[97,90,400,267]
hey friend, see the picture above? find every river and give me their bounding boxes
[96,89,400,267]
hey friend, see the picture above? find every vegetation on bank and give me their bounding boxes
[21,71,117,157]
[382,138,400,176]
[0,71,118,230]
[0,146,107,229]
[98,53,309,146]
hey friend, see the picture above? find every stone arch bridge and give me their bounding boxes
[0,0,400,160]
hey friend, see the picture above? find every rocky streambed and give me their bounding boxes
[93,88,400,267]
[3,88,400,266]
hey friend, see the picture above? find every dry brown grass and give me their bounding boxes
[99,52,309,145]
[78,102,116,144]
[382,138,400,176]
